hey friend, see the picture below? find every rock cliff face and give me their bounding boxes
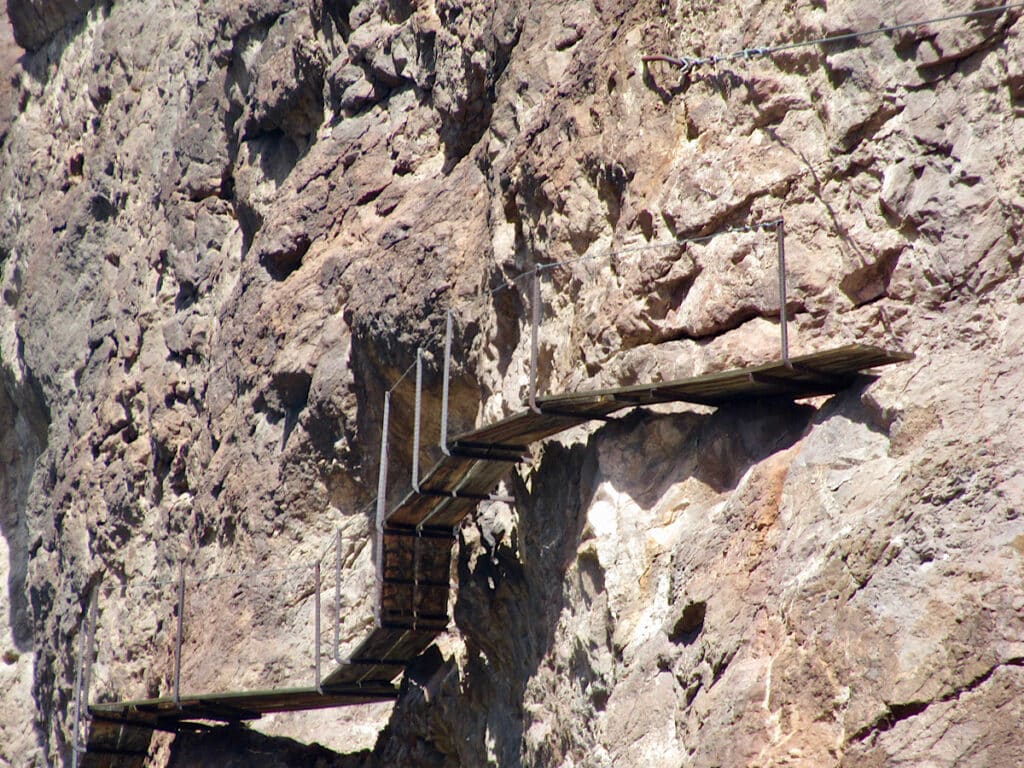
[1,0,1023,765]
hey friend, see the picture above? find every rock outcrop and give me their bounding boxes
[0,0,1022,766]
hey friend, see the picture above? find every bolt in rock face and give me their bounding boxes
[1,0,1024,766]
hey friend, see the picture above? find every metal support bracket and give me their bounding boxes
[533,406,616,422]
[418,488,516,504]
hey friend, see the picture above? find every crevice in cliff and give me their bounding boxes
[0,334,50,651]
[849,657,1024,743]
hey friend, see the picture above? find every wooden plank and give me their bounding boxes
[537,345,911,409]
[344,626,441,666]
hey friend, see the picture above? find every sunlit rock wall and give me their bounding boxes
[1,0,1022,765]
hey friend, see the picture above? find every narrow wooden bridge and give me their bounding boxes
[77,343,911,766]
[73,223,912,766]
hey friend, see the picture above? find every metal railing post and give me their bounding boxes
[333,527,342,663]
[529,270,541,413]
[412,530,421,630]
[72,604,86,768]
[83,591,97,709]
[174,565,185,707]
[412,348,424,491]
[776,219,790,365]
[440,310,453,455]
[374,392,391,625]
[314,562,322,694]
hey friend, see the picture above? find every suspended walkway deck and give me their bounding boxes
[79,343,911,764]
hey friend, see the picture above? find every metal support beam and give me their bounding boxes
[529,271,542,413]
[381,525,456,541]
[776,219,789,366]
[412,348,424,492]
[440,310,453,456]
[417,488,516,504]
[374,392,391,626]
[174,566,185,707]
[314,562,322,694]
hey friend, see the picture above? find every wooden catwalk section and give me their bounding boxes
[82,344,910,762]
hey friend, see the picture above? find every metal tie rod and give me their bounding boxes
[412,348,424,492]
[314,562,322,694]
[174,565,185,707]
[440,310,453,456]
[333,528,343,664]
[374,392,391,626]
[529,271,541,414]
[776,219,790,366]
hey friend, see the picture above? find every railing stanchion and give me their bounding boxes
[440,310,453,455]
[72,594,88,768]
[314,562,322,694]
[776,219,789,365]
[374,392,391,626]
[334,527,342,663]
[529,271,541,413]
[83,591,97,711]
[412,348,424,491]
[174,565,185,707]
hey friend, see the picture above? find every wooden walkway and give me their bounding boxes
[81,344,911,763]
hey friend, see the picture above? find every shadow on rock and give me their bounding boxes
[169,724,371,768]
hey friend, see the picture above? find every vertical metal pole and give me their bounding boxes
[776,219,790,365]
[374,392,391,625]
[412,348,423,491]
[314,562,322,694]
[73,586,98,765]
[333,527,342,663]
[529,270,541,413]
[174,565,185,707]
[440,310,452,455]
[412,531,421,630]
[82,591,97,712]
[72,604,86,768]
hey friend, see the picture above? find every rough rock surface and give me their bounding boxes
[1,0,1023,766]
